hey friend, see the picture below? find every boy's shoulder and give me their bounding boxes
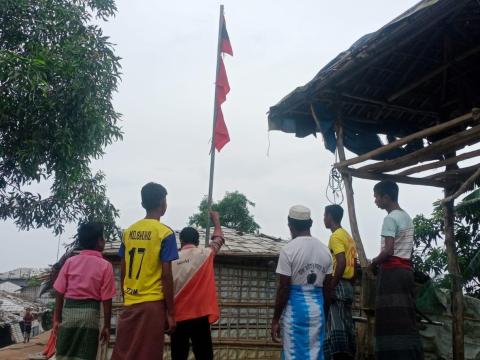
[124,219,175,238]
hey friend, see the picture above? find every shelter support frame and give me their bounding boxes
[331,111,479,360]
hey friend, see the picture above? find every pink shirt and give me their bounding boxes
[54,250,116,301]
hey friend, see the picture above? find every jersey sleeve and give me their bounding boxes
[160,232,179,262]
[118,232,126,258]
[276,248,291,277]
[53,259,69,294]
[381,216,397,238]
[329,234,346,255]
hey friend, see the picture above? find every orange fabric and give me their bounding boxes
[42,331,56,358]
[174,253,219,324]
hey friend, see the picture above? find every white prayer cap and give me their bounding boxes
[288,205,311,221]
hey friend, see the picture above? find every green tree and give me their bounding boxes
[412,189,480,298]
[189,191,260,233]
[0,0,122,238]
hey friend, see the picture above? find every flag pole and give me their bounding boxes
[205,4,224,246]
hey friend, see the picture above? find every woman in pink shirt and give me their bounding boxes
[53,223,116,360]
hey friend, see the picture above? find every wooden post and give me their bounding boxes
[335,120,373,359]
[444,161,464,360]
[335,122,368,268]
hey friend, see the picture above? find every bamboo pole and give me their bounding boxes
[334,121,368,267]
[334,118,373,359]
[357,124,480,173]
[205,5,225,245]
[334,111,476,169]
[443,171,465,359]
[342,168,445,188]
[398,149,480,176]
[442,168,480,204]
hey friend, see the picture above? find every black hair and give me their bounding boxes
[180,227,200,246]
[325,204,344,224]
[77,222,104,250]
[288,217,313,232]
[141,182,167,211]
[374,180,399,202]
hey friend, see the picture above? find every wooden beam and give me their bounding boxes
[334,111,477,169]
[334,120,368,268]
[357,124,480,173]
[388,44,480,102]
[423,164,480,180]
[442,168,480,204]
[397,149,480,176]
[339,92,439,118]
[341,168,445,187]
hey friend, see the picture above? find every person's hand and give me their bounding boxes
[165,313,176,335]
[99,326,110,344]
[209,211,220,226]
[271,319,281,343]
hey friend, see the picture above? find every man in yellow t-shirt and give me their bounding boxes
[112,182,179,360]
[323,204,357,360]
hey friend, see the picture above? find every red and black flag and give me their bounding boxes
[214,14,233,152]
[220,16,233,56]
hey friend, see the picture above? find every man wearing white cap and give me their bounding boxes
[271,205,333,360]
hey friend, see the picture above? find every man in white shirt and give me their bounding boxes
[271,205,333,360]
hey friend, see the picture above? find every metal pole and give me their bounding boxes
[205,5,224,246]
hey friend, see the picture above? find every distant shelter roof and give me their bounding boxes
[103,227,287,258]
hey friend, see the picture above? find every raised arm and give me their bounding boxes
[209,211,225,254]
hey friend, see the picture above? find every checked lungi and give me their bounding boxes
[324,279,355,359]
[56,299,101,360]
[375,267,423,360]
[281,285,326,360]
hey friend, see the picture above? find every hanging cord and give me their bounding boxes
[266,130,271,157]
[326,150,345,204]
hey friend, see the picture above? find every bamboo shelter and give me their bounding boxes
[103,227,287,359]
[268,1,480,359]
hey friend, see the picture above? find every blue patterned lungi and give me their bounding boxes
[281,285,326,360]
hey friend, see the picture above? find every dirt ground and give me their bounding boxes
[0,331,50,360]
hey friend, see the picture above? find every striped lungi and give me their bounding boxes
[375,267,423,360]
[281,285,326,360]
[324,279,355,359]
[56,299,100,360]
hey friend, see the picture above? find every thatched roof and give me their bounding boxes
[103,227,287,258]
[268,0,480,158]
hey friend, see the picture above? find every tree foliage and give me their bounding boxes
[412,189,480,298]
[189,191,260,233]
[0,0,122,238]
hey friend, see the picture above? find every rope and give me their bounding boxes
[326,167,344,205]
[326,150,345,204]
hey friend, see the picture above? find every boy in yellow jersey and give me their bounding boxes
[112,182,179,360]
[323,205,357,360]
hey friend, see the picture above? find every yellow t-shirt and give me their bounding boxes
[328,228,357,280]
[119,219,179,306]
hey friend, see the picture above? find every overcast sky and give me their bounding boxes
[1,0,448,273]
